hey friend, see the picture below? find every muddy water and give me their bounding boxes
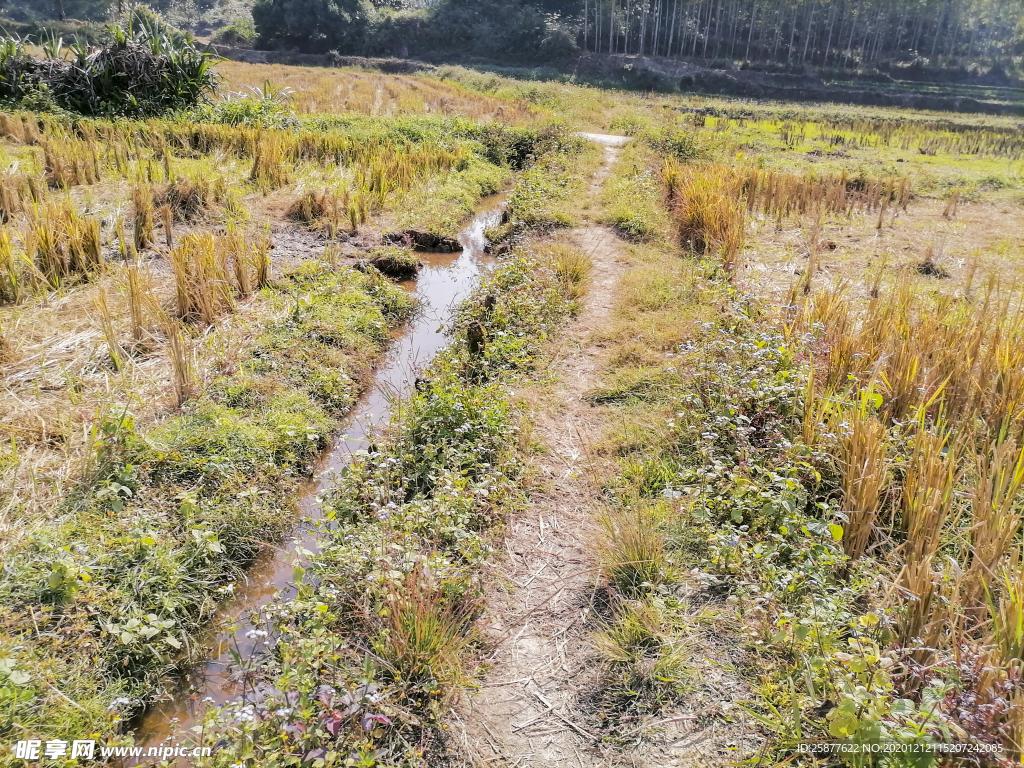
[138,198,504,748]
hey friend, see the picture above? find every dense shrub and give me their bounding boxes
[420,0,578,61]
[210,17,256,47]
[252,0,375,54]
[0,16,217,116]
[251,0,579,61]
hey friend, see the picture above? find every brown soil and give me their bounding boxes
[740,196,1024,307]
[449,137,629,768]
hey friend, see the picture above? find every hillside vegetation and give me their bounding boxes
[6,0,1024,76]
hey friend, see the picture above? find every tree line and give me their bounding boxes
[577,0,1024,67]
[8,0,1024,68]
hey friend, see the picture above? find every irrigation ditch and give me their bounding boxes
[136,197,508,752]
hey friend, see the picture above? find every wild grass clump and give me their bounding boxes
[602,141,672,243]
[541,242,591,304]
[664,160,745,272]
[599,502,673,597]
[447,253,584,377]
[154,175,223,222]
[591,598,691,727]
[376,572,472,695]
[643,124,707,160]
[193,79,298,129]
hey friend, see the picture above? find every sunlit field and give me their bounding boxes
[3,35,1024,767]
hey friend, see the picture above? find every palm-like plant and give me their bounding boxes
[40,32,65,60]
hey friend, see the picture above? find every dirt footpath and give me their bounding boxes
[450,136,632,768]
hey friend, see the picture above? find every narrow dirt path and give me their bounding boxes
[449,136,631,768]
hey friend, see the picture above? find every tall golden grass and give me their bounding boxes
[663,159,745,274]
[792,253,1024,752]
[166,229,270,325]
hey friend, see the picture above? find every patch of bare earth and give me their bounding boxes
[448,138,760,768]
[741,197,1024,305]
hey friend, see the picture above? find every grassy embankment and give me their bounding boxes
[582,94,1024,761]
[0,71,560,750]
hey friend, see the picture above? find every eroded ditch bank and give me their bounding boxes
[108,128,598,767]
[137,198,507,750]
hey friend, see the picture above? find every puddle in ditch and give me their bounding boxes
[137,198,505,748]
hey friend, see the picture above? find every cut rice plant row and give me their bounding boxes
[791,273,1024,430]
[592,120,1024,760]
[661,161,912,278]
[0,110,466,199]
[666,159,911,224]
[686,113,1024,161]
[0,109,518,307]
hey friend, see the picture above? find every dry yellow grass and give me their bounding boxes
[742,196,1024,304]
[216,61,532,122]
[0,258,284,544]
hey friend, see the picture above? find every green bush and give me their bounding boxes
[0,13,217,116]
[191,80,299,128]
[423,0,577,61]
[251,0,579,61]
[252,0,374,54]
[211,17,256,47]
[643,126,705,160]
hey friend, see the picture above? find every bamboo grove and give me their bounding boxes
[578,0,1024,67]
